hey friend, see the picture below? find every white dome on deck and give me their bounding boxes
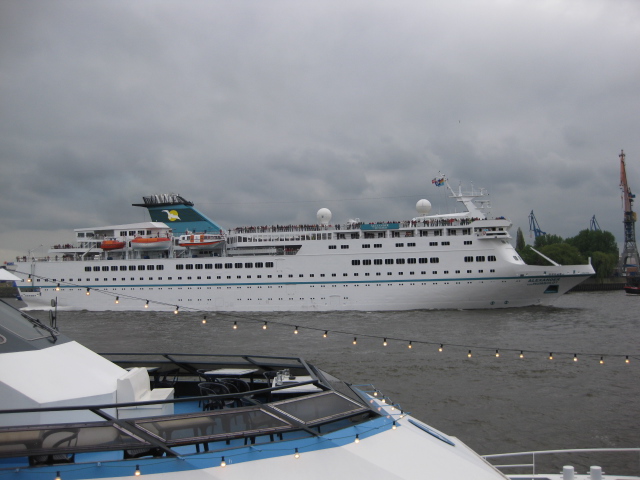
[317,208,332,225]
[416,199,432,215]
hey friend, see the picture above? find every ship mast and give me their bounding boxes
[617,150,639,276]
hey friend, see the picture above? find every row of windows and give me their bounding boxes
[85,265,165,272]
[328,241,453,250]
[351,257,441,265]
[39,267,498,285]
[463,256,497,262]
[175,262,275,270]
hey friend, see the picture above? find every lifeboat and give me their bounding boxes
[131,236,172,250]
[178,233,225,250]
[100,239,125,250]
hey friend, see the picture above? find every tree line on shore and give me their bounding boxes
[516,228,619,280]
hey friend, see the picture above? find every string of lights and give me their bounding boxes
[17,271,639,365]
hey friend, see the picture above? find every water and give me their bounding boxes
[35,291,640,474]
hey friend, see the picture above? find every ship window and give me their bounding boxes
[235,263,243,268]
[441,241,450,246]
[176,264,184,270]
[362,244,370,248]
[430,257,439,263]
[352,260,360,265]
[329,245,337,249]
[374,244,382,248]
[385,259,393,265]
[266,262,274,268]
[408,243,416,247]
[225,263,233,268]
[396,259,405,264]
[205,264,212,269]
[93,266,100,272]
[138,265,145,270]
[476,256,485,262]
[120,266,127,271]
[245,263,253,268]
[195,264,203,270]
[488,256,497,261]
[85,267,91,272]
[464,240,473,245]
[255,262,263,268]
[341,245,349,249]
[215,264,223,269]
[374,259,382,265]
[186,264,194,270]
[363,259,371,265]
[129,266,136,271]
[395,243,404,247]
[407,258,416,264]
[110,266,118,271]
[464,256,474,262]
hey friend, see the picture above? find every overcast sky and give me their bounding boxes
[1,0,639,263]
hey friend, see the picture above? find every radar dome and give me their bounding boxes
[416,199,432,215]
[317,208,332,225]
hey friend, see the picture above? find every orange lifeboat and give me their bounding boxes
[100,239,126,250]
[131,237,172,250]
[178,233,225,250]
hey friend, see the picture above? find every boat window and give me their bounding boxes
[0,300,58,342]
[0,423,148,459]
[135,408,292,445]
[270,392,368,426]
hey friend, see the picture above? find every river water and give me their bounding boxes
[34,290,640,475]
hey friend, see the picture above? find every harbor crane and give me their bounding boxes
[590,215,601,231]
[528,210,546,238]
[617,150,639,276]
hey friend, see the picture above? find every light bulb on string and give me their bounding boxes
[573,354,578,362]
[392,421,397,430]
[467,350,472,358]
[438,344,443,352]
[263,321,268,330]
[115,296,119,304]
[294,448,300,459]
[353,337,357,345]
[549,353,553,360]
[354,434,360,444]
[27,275,32,283]
[135,465,141,476]
[86,288,90,296]
[600,356,604,364]
[174,306,179,314]
[145,300,149,309]
[55,472,61,480]
[519,351,524,358]
[56,283,60,291]
[202,315,207,324]
[323,330,328,338]
[383,338,387,347]
[495,350,500,358]
[294,326,299,334]
[233,321,237,330]
[220,456,226,467]
[408,341,412,349]
[626,356,630,364]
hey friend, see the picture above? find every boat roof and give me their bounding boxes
[74,222,170,233]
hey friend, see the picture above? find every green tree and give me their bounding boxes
[533,234,564,249]
[538,243,586,265]
[566,229,619,258]
[591,251,618,281]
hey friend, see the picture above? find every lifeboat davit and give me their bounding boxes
[131,237,172,250]
[178,233,225,250]
[100,239,126,250]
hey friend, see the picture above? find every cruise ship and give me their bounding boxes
[11,178,595,311]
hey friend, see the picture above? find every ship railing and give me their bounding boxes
[483,448,640,477]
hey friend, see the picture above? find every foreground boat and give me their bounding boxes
[1,295,637,480]
[11,178,595,311]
